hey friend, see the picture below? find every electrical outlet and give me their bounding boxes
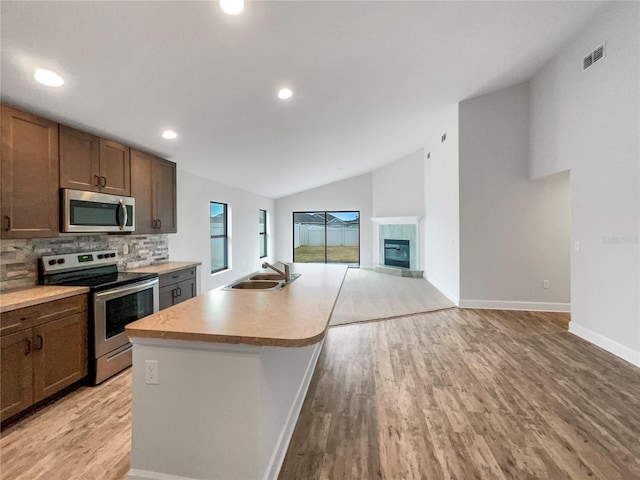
[145,360,159,385]
[543,280,550,289]
[123,244,129,255]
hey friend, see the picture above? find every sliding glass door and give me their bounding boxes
[293,211,360,266]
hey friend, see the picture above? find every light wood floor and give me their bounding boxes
[2,309,640,480]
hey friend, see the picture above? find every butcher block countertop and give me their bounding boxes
[126,261,202,276]
[126,263,347,347]
[0,285,90,313]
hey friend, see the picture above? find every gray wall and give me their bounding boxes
[458,82,571,309]
[529,2,639,363]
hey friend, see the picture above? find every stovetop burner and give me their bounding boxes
[39,250,158,292]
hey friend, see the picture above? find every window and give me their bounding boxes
[210,202,228,273]
[259,209,267,258]
[293,211,360,266]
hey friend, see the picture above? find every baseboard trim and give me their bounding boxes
[569,323,640,368]
[458,299,571,312]
[128,469,199,480]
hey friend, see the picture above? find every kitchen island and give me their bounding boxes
[125,263,347,480]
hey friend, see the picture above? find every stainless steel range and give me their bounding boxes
[39,250,159,384]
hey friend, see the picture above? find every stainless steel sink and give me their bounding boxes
[229,280,281,290]
[249,273,284,281]
[223,272,301,291]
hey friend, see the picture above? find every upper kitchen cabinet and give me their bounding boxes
[130,149,177,234]
[59,125,131,196]
[0,105,59,239]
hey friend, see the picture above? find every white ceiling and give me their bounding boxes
[1,1,606,198]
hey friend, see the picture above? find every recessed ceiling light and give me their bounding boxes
[278,88,293,100]
[34,68,64,87]
[219,0,244,15]
[162,130,178,139]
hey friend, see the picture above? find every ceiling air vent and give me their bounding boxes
[583,43,605,71]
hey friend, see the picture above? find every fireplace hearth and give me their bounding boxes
[384,239,410,269]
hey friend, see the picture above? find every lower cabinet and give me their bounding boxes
[0,295,88,422]
[158,267,197,310]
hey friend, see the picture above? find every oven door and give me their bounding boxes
[94,278,159,357]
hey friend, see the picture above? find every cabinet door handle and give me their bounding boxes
[157,219,162,229]
[3,215,11,231]
[152,219,157,229]
[35,334,44,351]
[24,338,31,356]
[101,176,107,188]
[177,287,182,297]
[94,174,100,187]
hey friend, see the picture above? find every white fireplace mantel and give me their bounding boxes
[371,216,421,225]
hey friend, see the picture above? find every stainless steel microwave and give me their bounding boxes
[61,189,135,233]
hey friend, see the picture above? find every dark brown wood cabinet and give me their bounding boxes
[0,105,59,239]
[0,295,88,422]
[58,125,100,192]
[59,125,130,196]
[99,140,130,196]
[158,267,196,310]
[0,331,34,421]
[130,149,177,234]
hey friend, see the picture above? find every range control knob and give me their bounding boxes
[57,258,65,264]
[48,259,56,266]
[97,254,104,259]
[110,253,116,258]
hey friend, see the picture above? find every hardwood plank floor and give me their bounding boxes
[279,309,640,480]
[2,309,639,480]
[0,368,131,480]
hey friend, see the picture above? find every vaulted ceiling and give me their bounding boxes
[1,1,606,198]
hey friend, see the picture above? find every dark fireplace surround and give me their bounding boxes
[384,239,410,269]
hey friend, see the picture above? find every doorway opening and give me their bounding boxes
[293,211,360,266]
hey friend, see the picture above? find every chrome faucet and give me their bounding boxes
[262,262,290,282]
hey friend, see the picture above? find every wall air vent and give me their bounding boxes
[583,43,605,70]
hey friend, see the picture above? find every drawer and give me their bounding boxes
[159,268,196,288]
[1,295,88,336]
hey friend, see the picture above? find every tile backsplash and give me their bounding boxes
[0,234,169,292]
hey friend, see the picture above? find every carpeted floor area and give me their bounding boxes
[329,268,455,326]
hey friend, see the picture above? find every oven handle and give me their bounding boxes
[94,278,159,303]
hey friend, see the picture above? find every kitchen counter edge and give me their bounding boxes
[126,264,347,348]
[126,261,202,276]
[0,286,90,313]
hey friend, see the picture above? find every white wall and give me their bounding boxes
[169,170,276,293]
[458,83,571,310]
[372,149,425,217]
[275,173,374,268]
[529,2,639,364]
[424,106,460,303]
[372,148,425,270]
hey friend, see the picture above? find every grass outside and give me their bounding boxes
[294,245,359,264]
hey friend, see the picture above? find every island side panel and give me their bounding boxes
[259,341,324,478]
[128,340,263,480]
